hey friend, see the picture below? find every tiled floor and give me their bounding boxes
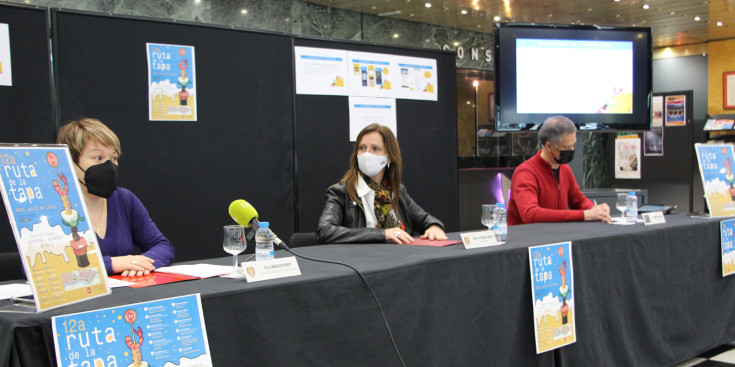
[673,343,735,367]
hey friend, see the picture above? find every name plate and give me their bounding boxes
[242,256,301,282]
[642,211,666,225]
[460,230,499,249]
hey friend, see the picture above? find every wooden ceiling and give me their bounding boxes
[303,0,735,49]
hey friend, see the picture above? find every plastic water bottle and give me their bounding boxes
[492,203,507,243]
[626,191,638,223]
[255,221,275,261]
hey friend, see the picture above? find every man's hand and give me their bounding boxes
[584,203,612,223]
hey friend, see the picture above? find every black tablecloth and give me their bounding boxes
[0,214,732,367]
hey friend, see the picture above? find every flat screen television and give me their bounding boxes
[494,23,652,131]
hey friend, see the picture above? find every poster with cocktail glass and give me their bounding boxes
[695,143,735,217]
[52,294,212,367]
[720,219,735,276]
[0,144,110,312]
[529,241,576,354]
[0,23,11,86]
[147,43,197,121]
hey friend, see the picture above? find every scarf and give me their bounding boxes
[363,174,401,229]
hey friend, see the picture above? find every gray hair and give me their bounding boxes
[538,116,577,146]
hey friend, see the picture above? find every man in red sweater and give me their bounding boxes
[508,116,612,225]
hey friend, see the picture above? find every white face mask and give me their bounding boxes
[357,152,388,177]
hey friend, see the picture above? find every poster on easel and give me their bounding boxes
[720,219,735,276]
[0,144,110,312]
[695,143,735,217]
[147,43,197,121]
[0,23,11,86]
[52,294,213,367]
[529,241,576,354]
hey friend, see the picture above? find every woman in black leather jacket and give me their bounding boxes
[316,124,446,244]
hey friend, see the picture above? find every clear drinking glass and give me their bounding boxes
[223,225,246,277]
[616,193,629,220]
[481,204,495,229]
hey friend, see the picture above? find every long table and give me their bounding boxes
[0,214,733,366]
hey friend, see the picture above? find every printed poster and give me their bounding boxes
[147,43,197,121]
[394,56,438,101]
[0,23,10,86]
[52,294,212,367]
[721,219,735,276]
[0,145,110,312]
[348,96,397,141]
[644,127,663,156]
[294,46,348,96]
[529,241,576,354]
[347,51,394,98]
[665,94,686,126]
[652,95,663,128]
[615,136,641,179]
[695,143,735,217]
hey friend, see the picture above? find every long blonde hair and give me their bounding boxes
[341,124,402,207]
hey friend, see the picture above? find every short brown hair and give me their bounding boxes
[57,118,121,163]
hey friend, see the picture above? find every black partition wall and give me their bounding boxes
[0,8,458,259]
[53,10,295,260]
[0,4,55,253]
[293,38,459,234]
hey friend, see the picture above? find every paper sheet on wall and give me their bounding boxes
[393,56,438,101]
[294,46,348,96]
[721,219,735,276]
[0,144,110,312]
[529,241,576,354]
[347,51,394,98]
[147,43,197,121]
[695,143,735,217]
[348,97,397,141]
[615,137,641,179]
[0,23,12,86]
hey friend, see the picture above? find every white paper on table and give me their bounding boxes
[0,283,32,300]
[155,264,231,278]
[107,278,137,288]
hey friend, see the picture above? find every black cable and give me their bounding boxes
[279,242,407,367]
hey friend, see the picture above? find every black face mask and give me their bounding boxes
[552,145,575,165]
[78,160,118,199]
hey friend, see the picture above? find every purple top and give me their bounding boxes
[97,187,175,275]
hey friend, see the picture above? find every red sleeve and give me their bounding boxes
[511,166,586,224]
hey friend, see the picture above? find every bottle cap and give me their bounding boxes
[496,203,505,208]
[259,221,270,227]
[628,191,635,195]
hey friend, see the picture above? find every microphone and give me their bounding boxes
[228,199,259,228]
[228,199,289,250]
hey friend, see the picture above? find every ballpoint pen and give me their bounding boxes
[10,296,35,306]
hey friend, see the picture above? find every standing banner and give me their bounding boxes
[695,143,735,217]
[147,43,197,121]
[0,144,110,312]
[52,294,212,367]
[721,219,735,276]
[529,241,576,353]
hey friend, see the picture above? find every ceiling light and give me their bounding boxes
[425,2,431,8]
[695,16,701,21]
[393,33,400,38]
[453,41,459,46]
[472,80,479,87]
[461,9,468,14]
[642,4,650,9]
[494,16,501,21]
[717,21,723,26]
[240,9,248,14]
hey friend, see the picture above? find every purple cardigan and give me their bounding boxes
[97,188,175,275]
